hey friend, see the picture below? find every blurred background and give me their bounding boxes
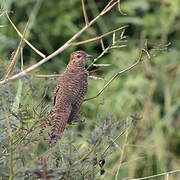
[0,0,180,179]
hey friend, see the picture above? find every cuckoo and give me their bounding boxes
[39,50,92,146]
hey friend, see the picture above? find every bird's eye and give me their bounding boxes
[77,55,81,58]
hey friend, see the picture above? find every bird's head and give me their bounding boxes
[69,50,92,67]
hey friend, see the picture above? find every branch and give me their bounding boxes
[101,128,127,157]
[6,12,46,58]
[0,1,118,86]
[0,11,6,18]
[129,169,180,180]
[87,30,127,70]
[118,0,126,15]
[3,21,29,80]
[5,112,14,179]
[71,25,127,46]
[81,0,89,25]
[104,0,116,11]
[25,73,63,78]
[84,49,144,102]
[25,69,102,79]
[84,41,170,102]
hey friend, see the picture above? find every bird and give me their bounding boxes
[39,50,92,146]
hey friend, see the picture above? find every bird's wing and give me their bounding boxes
[67,98,83,124]
[67,77,88,124]
[52,79,64,106]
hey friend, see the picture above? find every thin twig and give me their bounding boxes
[73,136,103,166]
[118,0,126,15]
[71,26,127,46]
[100,38,105,51]
[26,73,63,78]
[101,1,118,15]
[12,48,24,113]
[25,70,99,78]
[0,25,7,28]
[87,30,127,70]
[3,20,29,80]
[101,128,127,157]
[5,112,14,180]
[129,169,180,180]
[26,73,105,81]
[87,44,126,69]
[165,173,169,180]
[84,50,144,102]
[6,12,46,58]
[81,0,89,25]
[0,11,6,17]
[89,75,105,80]
[25,67,104,79]
[0,1,118,86]
[104,0,115,11]
[115,119,129,179]
[13,120,40,147]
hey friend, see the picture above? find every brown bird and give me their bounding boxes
[39,50,92,146]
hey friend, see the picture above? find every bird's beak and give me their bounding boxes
[85,53,93,58]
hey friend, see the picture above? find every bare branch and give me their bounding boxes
[102,1,118,15]
[0,25,7,28]
[89,76,105,80]
[0,11,6,18]
[103,0,116,11]
[26,73,63,78]
[6,12,46,58]
[84,49,144,102]
[87,31,127,70]
[101,128,127,157]
[71,25,127,46]
[3,21,29,80]
[118,0,126,15]
[129,169,180,180]
[81,0,89,25]
[0,1,118,86]
[25,68,104,79]
[100,38,105,51]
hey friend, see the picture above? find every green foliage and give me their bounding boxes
[0,0,180,179]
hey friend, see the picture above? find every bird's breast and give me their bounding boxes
[58,72,88,101]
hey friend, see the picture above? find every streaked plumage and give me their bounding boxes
[39,50,91,146]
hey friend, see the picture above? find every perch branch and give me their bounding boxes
[25,69,102,79]
[25,73,63,78]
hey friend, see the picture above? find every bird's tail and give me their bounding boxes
[39,108,56,135]
[50,107,70,146]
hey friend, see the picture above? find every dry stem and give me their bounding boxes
[71,26,127,46]
[129,169,180,180]
[84,49,144,102]
[6,12,46,58]
[3,21,29,80]
[81,0,89,25]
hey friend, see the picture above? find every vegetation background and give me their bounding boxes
[0,0,179,179]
